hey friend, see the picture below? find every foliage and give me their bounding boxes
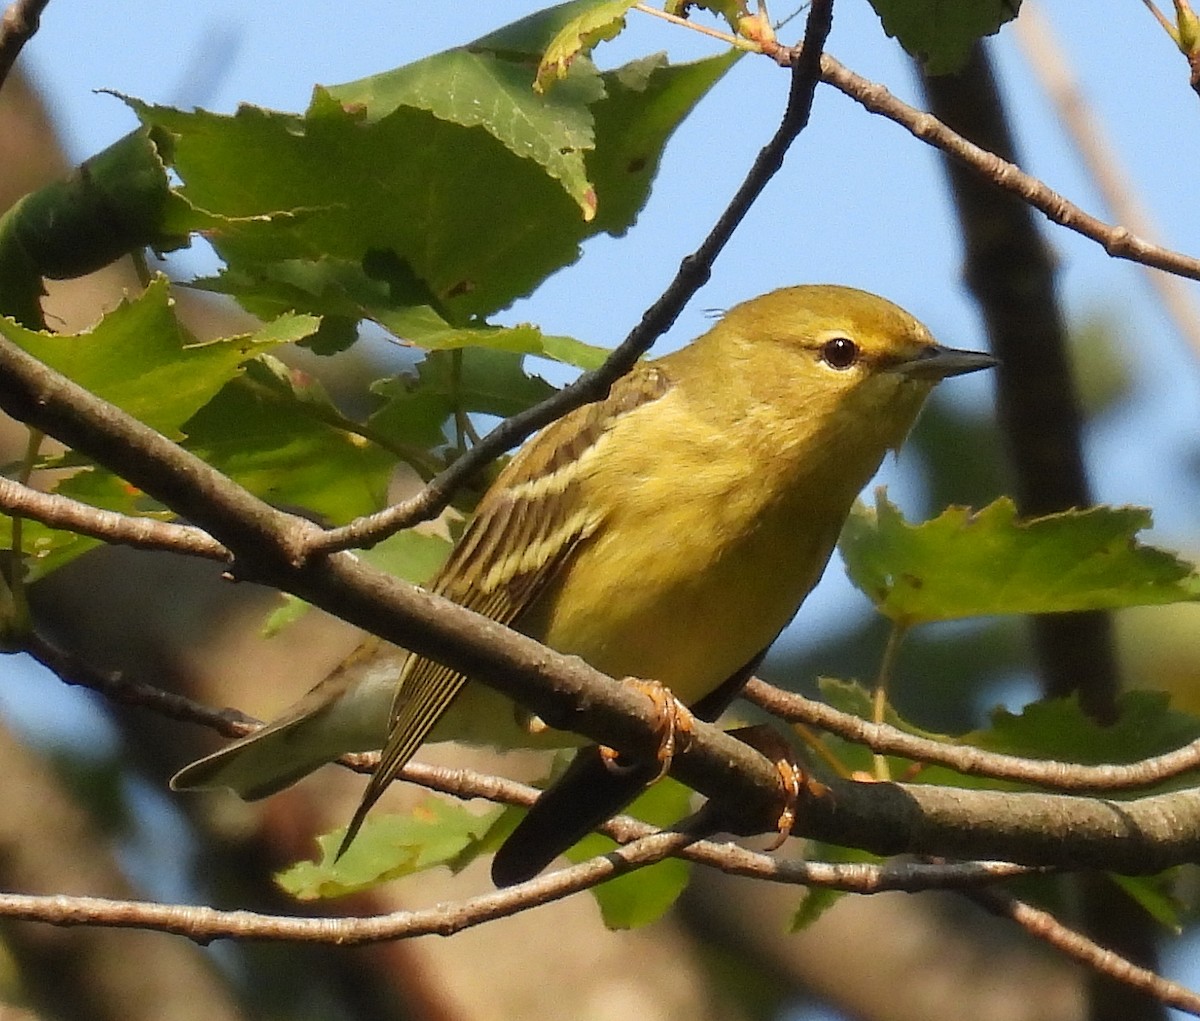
[840,490,1200,625]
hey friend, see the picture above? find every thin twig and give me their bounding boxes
[0,838,1039,947]
[0,0,49,92]
[308,37,1200,561]
[633,2,762,51]
[0,477,229,561]
[814,52,1200,282]
[967,886,1200,1016]
[24,632,256,736]
[1015,5,1200,359]
[746,678,1200,792]
[3,644,1047,892]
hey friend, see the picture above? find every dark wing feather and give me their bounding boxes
[338,366,671,854]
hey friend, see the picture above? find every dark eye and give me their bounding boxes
[820,336,859,370]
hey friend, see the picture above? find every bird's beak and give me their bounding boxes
[897,344,998,381]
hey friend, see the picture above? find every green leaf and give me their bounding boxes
[198,261,607,370]
[664,0,744,29]
[370,348,559,450]
[0,276,311,439]
[817,676,944,740]
[867,0,1021,74]
[587,49,738,236]
[375,305,607,370]
[0,126,192,326]
[966,691,1200,772]
[182,357,395,524]
[0,286,316,578]
[0,519,99,584]
[536,1,638,94]
[128,11,734,322]
[277,797,505,899]
[566,777,695,929]
[329,42,605,221]
[814,676,953,778]
[840,493,1200,625]
[1109,872,1183,933]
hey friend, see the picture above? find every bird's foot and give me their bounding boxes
[599,678,694,781]
[730,725,825,850]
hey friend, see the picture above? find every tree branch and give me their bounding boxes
[811,52,1200,282]
[0,0,49,92]
[23,632,255,736]
[5,333,1200,874]
[0,846,1040,948]
[746,679,1200,792]
[0,476,228,560]
[1015,6,1200,359]
[968,886,1200,1016]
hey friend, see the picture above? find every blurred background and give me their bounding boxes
[1,1,1199,1019]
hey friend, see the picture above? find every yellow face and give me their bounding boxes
[669,286,945,494]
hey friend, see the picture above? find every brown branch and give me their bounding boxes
[0,476,229,560]
[338,760,1044,890]
[308,0,835,557]
[13,647,1048,892]
[4,647,1045,888]
[745,679,1200,792]
[0,337,322,569]
[1,665,1181,1008]
[968,886,1200,1016]
[0,830,687,945]
[0,0,49,92]
[810,53,1200,282]
[23,632,256,737]
[0,840,1041,948]
[1016,6,1200,360]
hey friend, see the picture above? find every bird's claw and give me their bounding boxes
[599,677,694,780]
[731,724,823,851]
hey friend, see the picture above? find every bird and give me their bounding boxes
[172,284,996,885]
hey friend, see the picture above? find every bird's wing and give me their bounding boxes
[339,365,671,852]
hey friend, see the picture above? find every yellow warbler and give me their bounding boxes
[172,285,994,884]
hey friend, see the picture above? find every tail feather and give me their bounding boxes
[490,748,657,887]
[170,715,346,801]
[171,640,402,801]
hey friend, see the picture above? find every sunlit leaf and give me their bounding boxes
[536,0,638,94]
[182,357,395,524]
[278,797,505,899]
[0,275,313,439]
[840,493,1200,625]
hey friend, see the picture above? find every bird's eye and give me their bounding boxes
[820,336,859,370]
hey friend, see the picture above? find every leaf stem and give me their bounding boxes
[632,3,763,52]
[871,619,908,780]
